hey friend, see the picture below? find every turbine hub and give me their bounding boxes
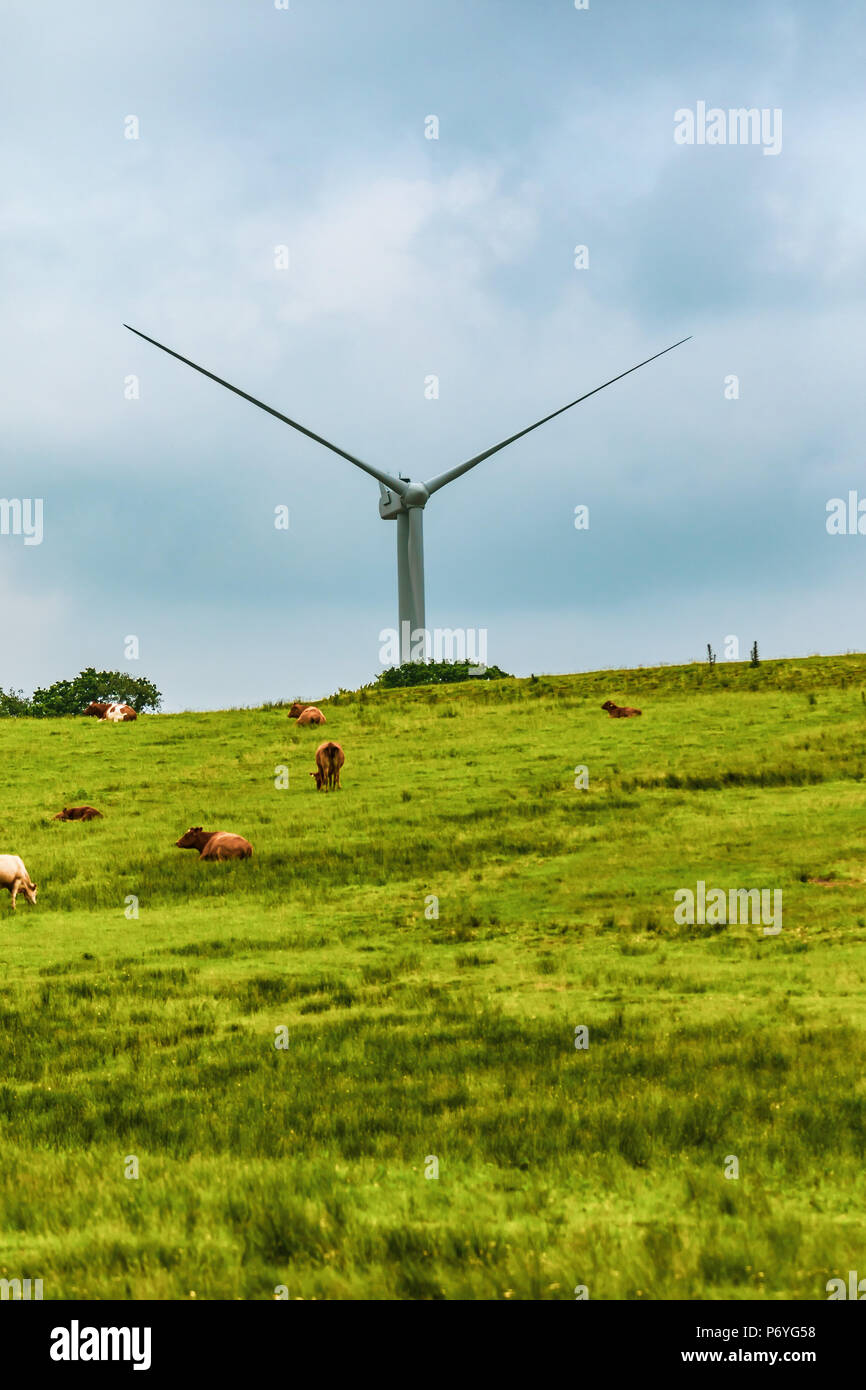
[402,481,429,508]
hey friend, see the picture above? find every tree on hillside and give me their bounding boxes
[28,668,162,716]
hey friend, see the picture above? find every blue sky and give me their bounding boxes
[2,0,864,709]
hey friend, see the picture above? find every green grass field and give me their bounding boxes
[1,654,865,1300]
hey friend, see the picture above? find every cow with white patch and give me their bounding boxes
[82,701,137,721]
[0,855,38,909]
[102,702,137,722]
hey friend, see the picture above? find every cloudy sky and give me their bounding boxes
[1,0,864,709]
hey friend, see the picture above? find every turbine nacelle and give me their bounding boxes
[378,477,429,518]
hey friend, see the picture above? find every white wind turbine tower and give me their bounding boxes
[124,325,690,660]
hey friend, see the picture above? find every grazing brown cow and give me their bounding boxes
[174,827,254,861]
[83,702,110,718]
[311,741,345,791]
[0,854,37,909]
[296,706,326,726]
[601,700,642,718]
[53,806,103,821]
[289,702,319,719]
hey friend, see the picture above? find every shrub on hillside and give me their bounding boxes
[369,660,512,689]
[0,688,32,717]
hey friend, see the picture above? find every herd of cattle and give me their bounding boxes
[2,694,636,907]
[1,699,347,907]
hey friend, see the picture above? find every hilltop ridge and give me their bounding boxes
[322,651,866,708]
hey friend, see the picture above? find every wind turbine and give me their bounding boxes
[124,324,690,660]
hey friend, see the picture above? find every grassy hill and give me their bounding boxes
[1,654,865,1299]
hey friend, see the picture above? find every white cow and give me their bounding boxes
[0,855,38,909]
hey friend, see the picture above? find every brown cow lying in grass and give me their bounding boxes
[296,706,326,726]
[82,701,137,721]
[601,700,642,718]
[0,854,38,909]
[53,806,103,821]
[289,701,320,719]
[103,702,137,722]
[175,827,253,860]
[311,741,345,791]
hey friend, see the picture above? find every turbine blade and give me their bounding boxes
[423,336,692,495]
[123,324,408,496]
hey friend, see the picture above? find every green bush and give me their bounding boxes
[0,688,32,717]
[368,660,513,689]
